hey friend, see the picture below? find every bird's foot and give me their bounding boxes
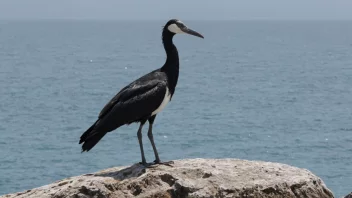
[152,160,174,167]
[139,160,174,168]
[139,161,154,167]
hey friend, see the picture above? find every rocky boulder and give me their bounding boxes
[0,158,334,198]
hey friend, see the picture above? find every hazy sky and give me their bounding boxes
[0,0,352,20]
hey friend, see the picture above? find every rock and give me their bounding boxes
[0,158,334,198]
[344,192,352,198]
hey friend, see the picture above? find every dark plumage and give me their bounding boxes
[79,19,204,166]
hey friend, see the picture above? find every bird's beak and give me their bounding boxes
[181,27,204,39]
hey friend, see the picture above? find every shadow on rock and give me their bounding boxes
[92,163,147,181]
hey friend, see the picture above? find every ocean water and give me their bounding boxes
[0,20,351,197]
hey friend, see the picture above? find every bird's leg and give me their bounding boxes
[147,122,160,162]
[147,116,174,167]
[137,120,147,166]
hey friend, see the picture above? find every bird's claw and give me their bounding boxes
[139,161,150,166]
[139,161,155,167]
[139,160,174,168]
[152,160,174,167]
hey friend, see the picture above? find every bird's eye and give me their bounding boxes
[177,23,185,28]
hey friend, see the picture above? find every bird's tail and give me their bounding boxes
[79,121,107,152]
[79,121,97,144]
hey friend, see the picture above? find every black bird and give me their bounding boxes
[79,19,204,166]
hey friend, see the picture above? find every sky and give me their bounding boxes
[0,0,352,20]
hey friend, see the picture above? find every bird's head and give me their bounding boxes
[164,19,204,39]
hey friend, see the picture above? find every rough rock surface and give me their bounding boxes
[344,193,352,198]
[1,158,334,198]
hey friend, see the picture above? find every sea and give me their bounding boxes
[0,20,351,197]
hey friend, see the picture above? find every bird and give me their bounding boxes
[79,19,204,166]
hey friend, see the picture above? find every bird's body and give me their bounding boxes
[79,19,203,166]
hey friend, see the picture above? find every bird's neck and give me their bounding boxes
[161,30,179,95]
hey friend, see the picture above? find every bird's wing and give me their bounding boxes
[98,85,130,119]
[98,79,167,121]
